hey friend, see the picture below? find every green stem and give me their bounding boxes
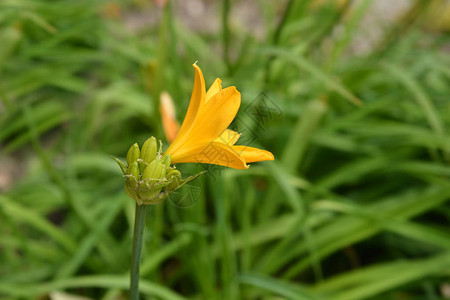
[130,204,148,300]
[222,0,231,74]
[264,0,295,83]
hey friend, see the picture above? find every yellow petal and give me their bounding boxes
[187,86,240,142]
[170,141,249,169]
[232,145,274,163]
[215,129,240,145]
[167,86,240,158]
[166,63,205,154]
[206,78,222,103]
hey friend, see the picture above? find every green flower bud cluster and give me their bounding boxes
[112,137,205,205]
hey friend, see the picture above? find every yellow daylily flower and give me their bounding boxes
[165,63,274,169]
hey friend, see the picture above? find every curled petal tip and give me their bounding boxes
[192,63,203,74]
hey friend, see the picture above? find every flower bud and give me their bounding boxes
[115,139,207,205]
[160,92,179,143]
[126,143,140,165]
[161,154,171,170]
[138,158,167,204]
[127,161,140,180]
[125,161,140,204]
[140,137,157,164]
[166,169,181,191]
[142,158,166,182]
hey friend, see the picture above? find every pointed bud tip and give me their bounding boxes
[126,143,141,165]
[141,136,157,164]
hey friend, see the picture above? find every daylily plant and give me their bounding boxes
[114,63,275,300]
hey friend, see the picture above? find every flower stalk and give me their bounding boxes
[130,203,148,300]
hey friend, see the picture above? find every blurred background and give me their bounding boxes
[1,0,450,299]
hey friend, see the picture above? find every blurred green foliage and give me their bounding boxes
[1,0,450,299]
